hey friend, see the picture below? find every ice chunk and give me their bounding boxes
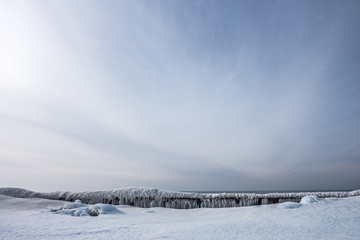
[73,209,90,217]
[51,201,123,217]
[92,204,122,215]
[300,195,320,204]
[63,199,86,209]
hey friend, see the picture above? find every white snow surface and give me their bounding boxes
[1,194,359,239]
[0,187,359,209]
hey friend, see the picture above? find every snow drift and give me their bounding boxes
[0,187,359,209]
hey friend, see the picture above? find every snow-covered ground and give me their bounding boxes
[1,194,359,239]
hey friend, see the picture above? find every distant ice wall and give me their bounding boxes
[1,187,359,209]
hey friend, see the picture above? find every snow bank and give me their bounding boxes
[50,199,123,217]
[1,187,359,209]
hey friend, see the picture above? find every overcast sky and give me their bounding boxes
[1,0,360,192]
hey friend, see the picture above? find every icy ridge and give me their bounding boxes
[0,187,359,209]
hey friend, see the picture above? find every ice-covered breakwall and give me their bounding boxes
[0,187,359,209]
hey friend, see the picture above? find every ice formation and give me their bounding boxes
[300,195,321,204]
[0,187,359,209]
[50,199,123,217]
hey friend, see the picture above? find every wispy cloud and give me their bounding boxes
[1,0,359,191]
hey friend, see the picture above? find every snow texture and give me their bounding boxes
[0,187,359,209]
[1,194,360,240]
[276,202,302,209]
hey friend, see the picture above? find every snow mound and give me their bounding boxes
[51,199,123,217]
[300,195,321,204]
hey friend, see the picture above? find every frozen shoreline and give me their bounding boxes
[1,187,359,209]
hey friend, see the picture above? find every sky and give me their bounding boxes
[1,0,360,192]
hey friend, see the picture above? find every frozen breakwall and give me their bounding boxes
[1,187,359,209]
